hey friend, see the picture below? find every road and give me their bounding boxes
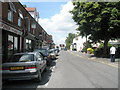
[2,51,118,89]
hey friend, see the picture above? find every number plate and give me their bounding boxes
[10,67,24,70]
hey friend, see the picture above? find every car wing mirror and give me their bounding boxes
[38,58,42,61]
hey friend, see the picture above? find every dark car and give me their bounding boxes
[2,52,46,82]
[34,48,51,66]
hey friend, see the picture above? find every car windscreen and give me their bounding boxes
[10,54,34,62]
[35,49,48,55]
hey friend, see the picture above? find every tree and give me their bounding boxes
[70,1,120,57]
[65,33,76,50]
[23,5,27,8]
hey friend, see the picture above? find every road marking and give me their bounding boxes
[37,64,57,88]
[68,51,118,68]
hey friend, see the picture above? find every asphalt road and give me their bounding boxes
[2,50,118,89]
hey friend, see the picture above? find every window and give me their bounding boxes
[8,35,13,59]
[18,10,23,26]
[10,54,34,62]
[8,10,13,21]
[18,17,21,26]
[26,39,32,51]
[28,19,30,32]
[31,23,36,34]
[8,1,16,22]
[8,1,16,12]
[8,35,13,50]
[14,37,18,51]
[8,35,18,60]
[31,23,36,29]
[8,0,16,21]
[18,10,23,19]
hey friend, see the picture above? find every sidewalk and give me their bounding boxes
[69,50,119,66]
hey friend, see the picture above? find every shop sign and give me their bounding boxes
[0,22,22,35]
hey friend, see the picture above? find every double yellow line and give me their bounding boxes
[68,51,118,68]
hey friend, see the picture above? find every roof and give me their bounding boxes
[25,7,36,12]
[36,12,39,16]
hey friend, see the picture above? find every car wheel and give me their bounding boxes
[34,71,41,82]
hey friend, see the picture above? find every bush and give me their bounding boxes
[87,48,94,54]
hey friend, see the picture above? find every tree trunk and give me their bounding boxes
[102,38,109,58]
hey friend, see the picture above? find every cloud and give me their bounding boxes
[38,1,78,45]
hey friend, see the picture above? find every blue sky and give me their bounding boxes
[21,2,67,18]
[21,1,77,45]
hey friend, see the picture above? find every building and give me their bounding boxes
[70,36,86,51]
[0,1,53,63]
[25,7,39,22]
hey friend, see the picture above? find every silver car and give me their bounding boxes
[2,52,46,82]
[49,49,57,60]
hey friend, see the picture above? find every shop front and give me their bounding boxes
[0,21,22,63]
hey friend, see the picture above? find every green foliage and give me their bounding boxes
[83,41,92,53]
[70,1,120,57]
[23,5,27,8]
[65,33,76,50]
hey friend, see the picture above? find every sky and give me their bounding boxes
[21,1,78,45]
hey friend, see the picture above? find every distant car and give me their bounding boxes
[64,48,67,51]
[34,48,51,66]
[49,49,57,60]
[2,52,46,82]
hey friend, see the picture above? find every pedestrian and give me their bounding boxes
[110,45,116,62]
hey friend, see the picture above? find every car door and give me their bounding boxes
[36,53,43,70]
[38,53,46,71]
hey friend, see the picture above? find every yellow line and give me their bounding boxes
[68,51,118,68]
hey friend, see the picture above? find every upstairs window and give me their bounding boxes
[8,1,16,12]
[18,10,23,26]
[7,1,16,22]
[18,17,21,26]
[8,10,13,21]
[18,10,23,19]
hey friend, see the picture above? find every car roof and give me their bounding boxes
[14,52,38,55]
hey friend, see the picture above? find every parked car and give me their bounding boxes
[34,48,51,66]
[2,52,46,82]
[54,48,60,56]
[49,49,57,60]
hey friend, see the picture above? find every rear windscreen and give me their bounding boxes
[10,54,34,62]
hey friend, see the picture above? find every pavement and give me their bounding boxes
[68,50,119,68]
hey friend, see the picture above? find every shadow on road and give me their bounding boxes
[2,58,58,90]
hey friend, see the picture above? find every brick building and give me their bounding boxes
[0,1,53,63]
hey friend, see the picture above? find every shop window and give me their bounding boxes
[26,39,32,51]
[8,35,13,50]
[8,35,18,60]
[8,35,13,59]
[14,37,18,53]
